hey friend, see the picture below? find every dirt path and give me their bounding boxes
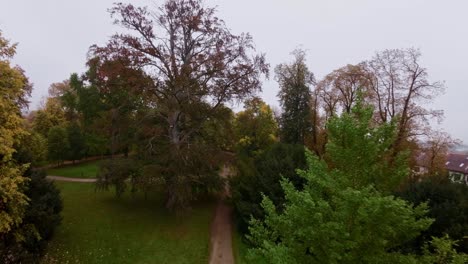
[46,175,97,183]
[208,166,234,264]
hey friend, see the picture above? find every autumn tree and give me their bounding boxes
[318,63,372,114]
[367,48,445,157]
[416,131,459,180]
[276,49,314,145]
[0,31,31,236]
[234,98,277,157]
[93,0,268,209]
[84,55,152,157]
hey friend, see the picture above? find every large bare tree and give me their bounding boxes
[367,48,445,156]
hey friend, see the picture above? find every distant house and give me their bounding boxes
[446,153,468,185]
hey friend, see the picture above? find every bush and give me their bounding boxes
[396,180,468,253]
[0,170,62,263]
[231,143,307,233]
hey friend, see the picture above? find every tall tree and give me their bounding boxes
[367,48,445,157]
[247,152,432,263]
[275,49,314,145]
[92,0,268,209]
[47,126,70,166]
[0,31,31,235]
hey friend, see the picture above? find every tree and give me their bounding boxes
[325,96,409,192]
[247,152,432,263]
[276,49,314,145]
[0,170,62,263]
[317,63,372,114]
[397,180,468,254]
[415,131,459,180]
[66,122,85,162]
[14,132,47,167]
[47,126,69,165]
[93,0,268,209]
[0,30,31,236]
[84,56,152,157]
[367,48,445,157]
[231,143,307,233]
[32,96,67,138]
[234,98,278,157]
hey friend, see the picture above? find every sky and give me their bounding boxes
[0,0,467,144]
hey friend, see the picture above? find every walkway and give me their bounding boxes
[46,175,97,183]
[208,166,234,264]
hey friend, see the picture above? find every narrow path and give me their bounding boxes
[209,166,234,264]
[46,175,97,183]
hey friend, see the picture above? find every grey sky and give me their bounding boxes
[0,0,467,143]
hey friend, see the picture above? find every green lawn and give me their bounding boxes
[46,160,101,178]
[42,182,215,264]
[233,230,249,264]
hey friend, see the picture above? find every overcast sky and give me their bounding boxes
[0,0,467,144]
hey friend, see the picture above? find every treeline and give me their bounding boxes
[0,31,62,263]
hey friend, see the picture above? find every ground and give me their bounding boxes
[42,182,214,264]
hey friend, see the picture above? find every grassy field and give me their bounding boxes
[233,230,249,264]
[46,160,101,178]
[43,182,215,264]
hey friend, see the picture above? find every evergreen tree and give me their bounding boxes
[276,49,315,145]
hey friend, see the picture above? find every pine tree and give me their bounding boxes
[276,49,315,145]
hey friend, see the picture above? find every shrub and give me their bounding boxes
[231,143,307,233]
[396,180,468,253]
[0,170,62,263]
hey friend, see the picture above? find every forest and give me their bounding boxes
[0,0,467,263]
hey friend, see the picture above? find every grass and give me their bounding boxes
[46,160,101,178]
[43,182,215,264]
[233,229,250,264]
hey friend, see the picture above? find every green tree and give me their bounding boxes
[66,122,85,162]
[325,96,409,192]
[47,126,69,165]
[275,49,314,145]
[247,152,432,263]
[0,30,31,236]
[0,170,62,263]
[231,143,307,233]
[397,180,468,253]
[14,131,47,167]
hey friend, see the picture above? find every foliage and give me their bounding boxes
[234,98,278,157]
[420,235,468,264]
[0,30,31,236]
[66,122,85,161]
[247,152,433,263]
[231,143,307,233]
[91,0,268,210]
[14,131,48,167]
[32,98,66,138]
[325,96,409,192]
[0,170,62,264]
[396,180,468,253]
[47,126,70,165]
[276,49,314,145]
[96,158,141,198]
